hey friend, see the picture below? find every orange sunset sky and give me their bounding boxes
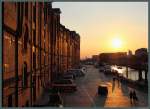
[53,2,148,59]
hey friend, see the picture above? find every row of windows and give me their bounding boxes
[25,2,36,22]
[24,3,48,25]
[22,51,36,89]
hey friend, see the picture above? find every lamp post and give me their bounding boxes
[126,54,129,79]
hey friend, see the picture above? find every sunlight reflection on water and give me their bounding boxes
[111,65,145,81]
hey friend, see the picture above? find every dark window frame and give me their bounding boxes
[33,52,36,70]
[33,29,36,45]
[23,24,29,52]
[33,4,36,23]
[8,94,13,107]
[22,62,28,89]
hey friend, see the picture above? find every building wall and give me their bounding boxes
[3,2,17,107]
[135,48,147,57]
[2,2,80,107]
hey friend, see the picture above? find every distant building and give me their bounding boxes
[135,48,148,64]
[128,50,133,56]
[92,55,99,62]
[135,48,147,57]
[99,52,127,65]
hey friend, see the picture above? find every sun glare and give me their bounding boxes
[112,38,122,49]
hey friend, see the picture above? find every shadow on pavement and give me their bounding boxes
[93,93,107,107]
[112,80,115,92]
[120,82,130,96]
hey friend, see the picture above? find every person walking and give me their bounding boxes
[129,91,133,104]
[133,90,138,104]
[113,77,115,82]
[117,76,120,87]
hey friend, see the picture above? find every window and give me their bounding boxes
[44,53,45,65]
[33,52,36,70]
[25,3,28,18]
[23,24,29,52]
[22,62,28,88]
[8,95,12,107]
[25,101,29,106]
[33,29,36,45]
[44,4,47,25]
[33,76,36,101]
[33,5,36,23]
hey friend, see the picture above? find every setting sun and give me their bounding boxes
[112,38,122,49]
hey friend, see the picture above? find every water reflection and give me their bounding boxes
[111,65,145,81]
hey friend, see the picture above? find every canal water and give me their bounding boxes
[111,65,145,81]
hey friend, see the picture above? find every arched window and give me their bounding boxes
[22,61,28,88]
[23,24,29,52]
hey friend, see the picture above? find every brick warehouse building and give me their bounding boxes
[2,2,80,107]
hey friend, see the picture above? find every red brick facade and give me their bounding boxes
[2,2,80,107]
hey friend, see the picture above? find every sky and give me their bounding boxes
[53,2,148,59]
